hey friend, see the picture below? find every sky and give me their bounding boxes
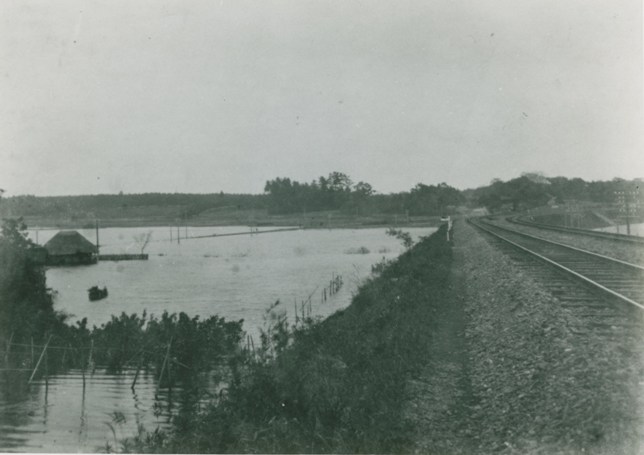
[1,0,642,196]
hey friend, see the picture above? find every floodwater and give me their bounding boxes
[0,368,183,453]
[595,222,644,236]
[1,225,436,452]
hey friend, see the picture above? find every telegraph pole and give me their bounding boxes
[615,188,641,235]
[625,192,631,235]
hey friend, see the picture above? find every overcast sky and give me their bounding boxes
[1,0,642,196]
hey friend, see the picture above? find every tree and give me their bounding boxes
[0,218,61,343]
[264,172,367,214]
[1,217,32,249]
[326,172,353,192]
[353,182,374,196]
[407,183,464,215]
[134,231,153,254]
[264,178,298,214]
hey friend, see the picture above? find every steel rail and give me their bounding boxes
[478,219,644,271]
[508,217,644,245]
[469,219,644,311]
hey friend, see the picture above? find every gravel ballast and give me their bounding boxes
[406,218,643,454]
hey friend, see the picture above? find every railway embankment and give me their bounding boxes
[405,219,643,453]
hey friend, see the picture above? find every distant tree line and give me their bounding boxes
[0,192,266,221]
[466,173,643,212]
[1,172,641,220]
[0,172,464,219]
[263,172,464,215]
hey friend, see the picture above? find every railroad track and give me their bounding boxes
[469,218,644,312]
[507,216,644,245]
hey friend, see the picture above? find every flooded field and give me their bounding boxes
[595,222,644,236]
[1,225,436,452]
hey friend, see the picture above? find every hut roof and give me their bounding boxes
[44,231,97,256]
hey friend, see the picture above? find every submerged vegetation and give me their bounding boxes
[62,311,243,376]
[344,246,370,254]
[386,227,415,249]
[2,309,244,389]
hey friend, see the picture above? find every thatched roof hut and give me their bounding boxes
[44,231,97,265]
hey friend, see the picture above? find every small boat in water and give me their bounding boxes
[88,286,108,301]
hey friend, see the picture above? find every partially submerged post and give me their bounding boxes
[28,335,52,384]
[80,347,86,387]
[88,339,94,373]
[157,337,173,392]
[131,354,143,391]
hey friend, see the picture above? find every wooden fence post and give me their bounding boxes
[4,332,14,364]
[86,339,95,374]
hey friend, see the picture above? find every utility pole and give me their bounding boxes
[615,188,641,235]
[571,202,579,228]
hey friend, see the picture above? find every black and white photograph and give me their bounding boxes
[0,0,642,453]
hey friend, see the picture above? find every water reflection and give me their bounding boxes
[0,366,212,452]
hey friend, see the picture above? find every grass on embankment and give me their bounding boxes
[130,224,453,454]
